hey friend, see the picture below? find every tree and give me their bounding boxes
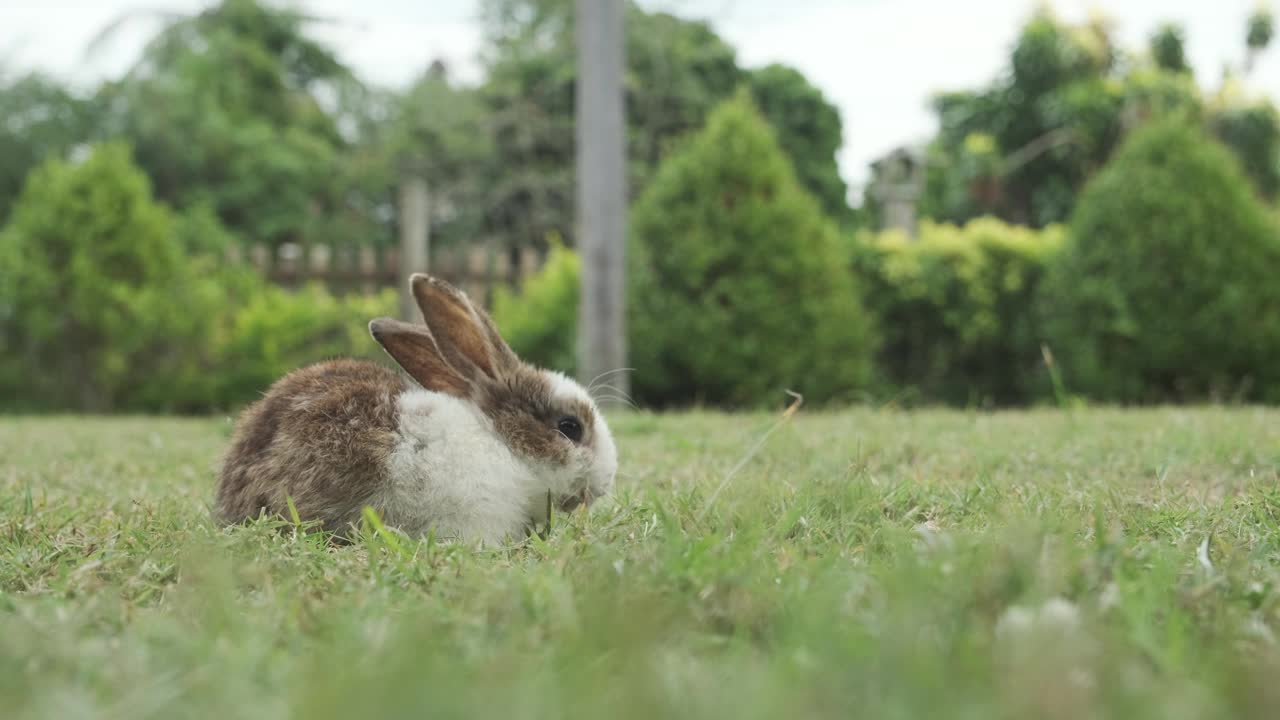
[628,93,875,407]
[912,9,1122,228]
[0,144,224,411]
[478,0,740,254]
[1039,120,1280,403]
[1246,5,1275,72]
[908,8,1280,229]
[477,0,851,253]
[1211,98,1280,200]
[1150,23,1191,75]
[0,71,93,224]
[378,63,495,251]
[92,0,377,249]
[747,64,850,224]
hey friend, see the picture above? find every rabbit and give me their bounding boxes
[215,273,618,545]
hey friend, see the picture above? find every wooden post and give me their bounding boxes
[576,0,629,398]
[359,246,377,295]
[398,175,430,320]
[310,243,330,278]
[495,242,512,280]
[333,243,352,294]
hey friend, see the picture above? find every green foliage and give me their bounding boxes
[5,1,1280,412]
[381,66,494,249]
[622,9,745,174]
[172,201,238,256]
[477,0,853,253]
[94,0,378,248]
[212,283,397,407]
[0,141,397,413]
[912,9,1123,228]
[855,218,1065,406]
[0,71,94,224]
[0,143,222,412]
[746,64,851,225]
[1120,66,1203,123]
[1211,99,1280,200]
[1010,11,1111,97]
[1150,23,1191,74]
[915,136,1001,225]
[1,0,852,272]
[908,9,1278,230]
[1040,120,1280,403]
[1248,6,1275,52]
[629,93,875,407]
[491,239,580,375]
[478,0,744,252]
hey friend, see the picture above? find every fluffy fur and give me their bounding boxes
[215,359,404,535]
[378,390,557,544]
[215,274,618,545]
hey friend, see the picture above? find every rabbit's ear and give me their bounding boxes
[369,318,471,396]
[409,273,518,381]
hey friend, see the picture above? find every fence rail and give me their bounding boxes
[228,242,542,308]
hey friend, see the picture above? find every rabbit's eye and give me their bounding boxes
[557,416,585,443]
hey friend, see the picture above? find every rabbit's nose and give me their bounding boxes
[557,487,590,512]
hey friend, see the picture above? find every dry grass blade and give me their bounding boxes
[695,390,804,523]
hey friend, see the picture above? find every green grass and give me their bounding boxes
[2,407,1280,719]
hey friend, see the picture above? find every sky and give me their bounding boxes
[2,0,1277,193]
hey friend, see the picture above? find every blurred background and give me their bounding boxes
[1,0,1278,413]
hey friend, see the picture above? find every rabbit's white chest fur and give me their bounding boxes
[376,388,546,545]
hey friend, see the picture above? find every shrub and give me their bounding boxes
[628,92,876,407]
[1211,100,1280,201]
[0,142,400,414]
[212,282,398,408]
[855,218,1065,406]
[0,143,225,412]
[173,200,239,256]
[1040,119,1280,403]
[490,239,580,376]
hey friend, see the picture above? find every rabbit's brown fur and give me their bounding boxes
[216,358,406,534]
[214,274,619,544]
[473,373,598,463]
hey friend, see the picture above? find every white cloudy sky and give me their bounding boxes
[2,0,1276,190]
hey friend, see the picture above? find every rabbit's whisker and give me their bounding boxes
[587,367,635,394]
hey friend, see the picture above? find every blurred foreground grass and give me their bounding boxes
[2,408,1279,719]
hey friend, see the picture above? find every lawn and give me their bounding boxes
[2,407,1279,719]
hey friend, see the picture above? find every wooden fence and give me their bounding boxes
[228,242,542,308]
